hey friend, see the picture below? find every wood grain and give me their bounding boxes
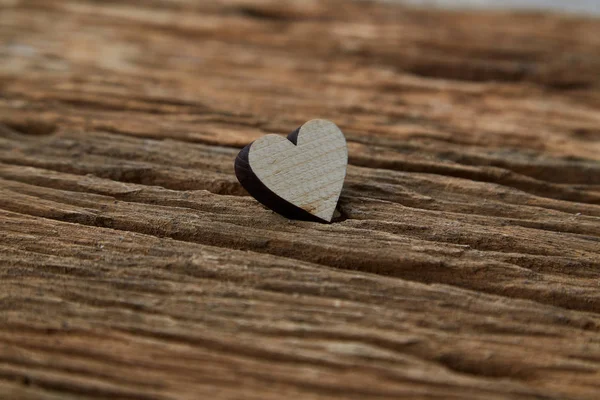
[0,0,599,399]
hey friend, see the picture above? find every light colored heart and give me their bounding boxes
[248,119,348,222]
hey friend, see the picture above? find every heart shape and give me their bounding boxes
[235,119,348,223]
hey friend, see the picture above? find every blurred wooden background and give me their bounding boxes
[1,0,599,399]
[394,0,599,15]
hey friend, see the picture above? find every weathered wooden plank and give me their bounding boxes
[0,0,599,399]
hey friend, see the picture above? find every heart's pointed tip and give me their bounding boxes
[312,207,337,224]
[320,215,333,224]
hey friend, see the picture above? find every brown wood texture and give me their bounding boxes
[1,0,600,399]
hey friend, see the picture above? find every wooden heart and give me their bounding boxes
[235,119,348,223]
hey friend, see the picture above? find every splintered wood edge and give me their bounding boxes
[234,125,328,223]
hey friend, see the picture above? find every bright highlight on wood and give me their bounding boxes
[235,119,348,223]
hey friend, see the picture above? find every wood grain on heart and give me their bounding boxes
[235,119,348,223]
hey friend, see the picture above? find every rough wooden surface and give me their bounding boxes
[1,0,600,399]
